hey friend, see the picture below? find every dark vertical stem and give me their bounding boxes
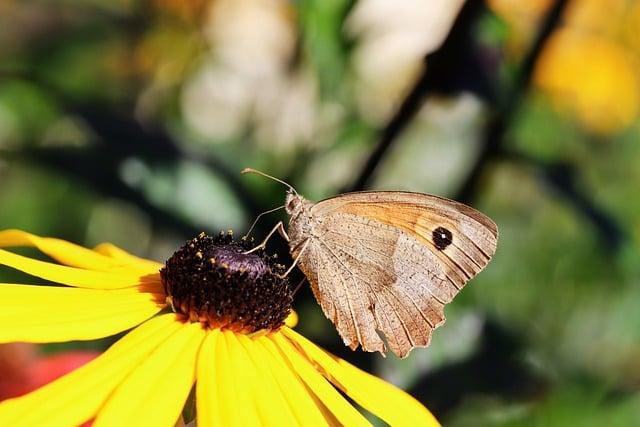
[455,0,569,202]
[348,70,431,192]
[348,1,484,192]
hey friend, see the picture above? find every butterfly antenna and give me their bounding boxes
[292,277,307,297]
[243,204,285,239]
[241,168,298,195]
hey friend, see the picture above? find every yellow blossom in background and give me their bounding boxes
[621,2,640,52]
[534,29,639,135]
[563,0,628,35]
[490,0,640,135]
[487,0,553,52]
[489,0,640,135]
[488,0,633,50]
[0,230,440,426]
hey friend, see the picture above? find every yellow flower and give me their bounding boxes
[0,229,439,427]
[489,0,640,135]
[534,28,639,135]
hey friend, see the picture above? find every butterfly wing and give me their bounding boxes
[296,191,497,358]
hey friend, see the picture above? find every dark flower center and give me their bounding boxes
[160,231,292,333]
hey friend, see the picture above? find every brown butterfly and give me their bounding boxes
[242,168,498,358]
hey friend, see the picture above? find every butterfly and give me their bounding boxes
[243,169,498,358]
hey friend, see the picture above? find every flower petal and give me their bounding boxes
[95,321,206,427]
[282,328,441,427]
[93,242,164,272]
[285,310,298,328]
[0,229,157,274]
[257,335,330,426]
[236,334,299,426]
[0,284,164,343]
[0,248,158,289]
[202,331,302,426]
[196,330,224,426]
[0,314,182,427]
[206,330,263,426]
[271,333,370,427]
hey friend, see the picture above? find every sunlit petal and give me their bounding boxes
[272,333,370,426]
[0,229,157,274]
[196,330,223,427]
[0,284,164,343]
[284,310,298,328]
[282,328,440,427]
[204,331,262,426]
[257,335,330,426]
[93,242,164,273]
[236,334,299,426]
[0,248,157,289]
[0,314,181,427]
[95,322,205,427]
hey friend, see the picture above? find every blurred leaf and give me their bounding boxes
[298,0,352,98]
[447,386,640,427]
[0,80,59,145]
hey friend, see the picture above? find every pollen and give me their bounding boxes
[160,231,292,333]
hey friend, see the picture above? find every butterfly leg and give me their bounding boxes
[243,221,289,254]
[278,238,310,278]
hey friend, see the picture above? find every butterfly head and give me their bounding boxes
[240,167,310,218]
[285,190,306,216]
[284,190,314,245]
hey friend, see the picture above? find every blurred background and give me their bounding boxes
[1,0,639,425]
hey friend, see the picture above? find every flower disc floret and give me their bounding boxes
[160,231,292,333]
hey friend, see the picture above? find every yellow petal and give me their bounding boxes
[95,321,206,427]
[205,331,262,426]
[196,330,224,427]
[0,284,164,343]
[285,310,298,328]
[0,248,157,289]
[257,335,330,426]
[93,242,164,272]
[282,328,441,427]
[534,29,640,134]
[0,229,157,274]
[0,314,182,427]
[236,334,299,427]
[272,333,370,427]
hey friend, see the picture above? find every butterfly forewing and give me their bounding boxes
[291,191,497,358]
